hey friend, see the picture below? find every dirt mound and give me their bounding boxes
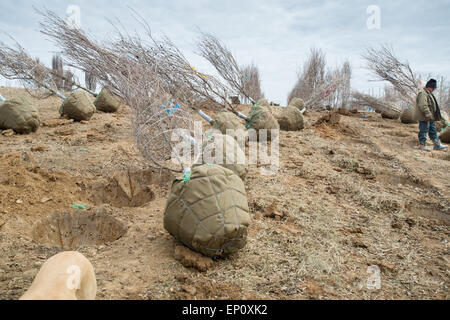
[313,112,358,139]
[89,169,158,207]
[31,207,127,249]
[0,152,89,222]
[337,108,359,117]
[314,111,341,126]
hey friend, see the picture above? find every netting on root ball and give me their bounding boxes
[245,103,279,141]
[164,164,250,258]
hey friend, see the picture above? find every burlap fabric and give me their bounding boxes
[164,164,250,257]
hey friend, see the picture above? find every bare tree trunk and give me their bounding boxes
[85,71,97,92]
[52,54,64,89]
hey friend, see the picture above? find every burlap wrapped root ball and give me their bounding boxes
[94,87,121,113]
[440,125,450,143]
[214,112,248,142]
[277,106,304,131]
[288,97,306,112]
[60,90,96,121]
[400,107,417,124]
[381,104,401,120]
[245,104,279,141]
[201,132,248,180]
[0,97,40,133]
[257,98,270,108]
[164,164,250,258]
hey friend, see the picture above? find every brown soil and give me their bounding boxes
[31,206,127,250]
[0,87,449,300]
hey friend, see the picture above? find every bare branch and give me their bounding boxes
[37,8,201,172]
[288,48,348,108]
[362,44,419,104]
[351,90,402,114]
[196,32,261,104]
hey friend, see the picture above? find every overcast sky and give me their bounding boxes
[1,0,450,104]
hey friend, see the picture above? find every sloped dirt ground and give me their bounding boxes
[0,87,448,300]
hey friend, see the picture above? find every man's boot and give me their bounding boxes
[433,139,448,151]
[419,144,431,152]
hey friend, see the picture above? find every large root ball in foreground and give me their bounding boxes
[288,97,305,112]
[400,107,417,124]
[246,104,279,141]
[164,164,250,258]
[0,97,40,133]
[278,106,304,131]
[60,90,96,121]
[94,87,122,113]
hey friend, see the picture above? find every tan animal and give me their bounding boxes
[20,251,96,300]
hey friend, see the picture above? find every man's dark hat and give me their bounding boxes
[426,79,437,89]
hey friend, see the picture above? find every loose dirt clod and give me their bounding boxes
[173,245,214,272]
[264,200,287,220]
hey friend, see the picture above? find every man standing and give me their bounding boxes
[415,79,448,151]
